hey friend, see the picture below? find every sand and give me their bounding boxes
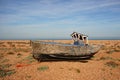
[0,40,120,80]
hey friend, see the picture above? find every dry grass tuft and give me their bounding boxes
[0,45,6,47]
[0,42,4,44]
[7,51,15,55]
[105,61,119,68]
[100,56,112,60]
[0,63,16,77]
[0,64,12,69]
[17,53,22,58]
[75,69,80,73]
[0,69,16,77]
[105,43,120,54]
[1,59,9,63]
[13,48,31,52]
[22,55,36,64]
[0,53,4,58]
[106,49,120,54]
[37,66,49,72]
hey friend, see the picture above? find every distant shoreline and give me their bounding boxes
[1,37,120,40]
[0,37,120,40]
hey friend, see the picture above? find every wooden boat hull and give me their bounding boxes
[32,41,101,61]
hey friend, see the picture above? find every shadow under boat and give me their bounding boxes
[33,52,97,62]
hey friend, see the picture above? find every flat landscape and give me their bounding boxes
[0,40,120,80]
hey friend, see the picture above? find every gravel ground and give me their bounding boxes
[0,40,120,80]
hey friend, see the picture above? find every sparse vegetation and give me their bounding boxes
[0,64,12,69]
[0,53,4,58]
[17,53,22,58]
[13,48,31,52]
[105,61,119,68]
[22,48,31,52]
[101,45,106,50]
[17,45,26,47]
[22,55,36,64]
[0,40,120,79]
[7,51,15,55]
[117,58,120,61]
[1,45,6,47]
[106,49,120,54]
[68,68,80,73]
[25,55,34,60]
[0,64,15,77]
[1,59,9,63]
[106,50,115,54]
[114,49,120,52]
[15,42,29,44]
[100,56,112,60]
[110,72,113,75]
[7,42,15,47]
[60,67,64,69]
[0,42,4,44]
[75,69,80,73]
[0,48,10,51]
[7,42,12,44]
[37,66,49,71]
[101,68,105,71]
[68,68,72,71]
[105,44,120,54]
[26,75,31,79]
[0,69,16,77]
[11,44,15,47]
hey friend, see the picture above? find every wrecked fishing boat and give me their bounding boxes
[31,32,101,61]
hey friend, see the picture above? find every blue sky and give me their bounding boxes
[0,0,120,39]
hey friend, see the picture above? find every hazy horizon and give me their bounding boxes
[0,0,120,39]
[0,36,120,40]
